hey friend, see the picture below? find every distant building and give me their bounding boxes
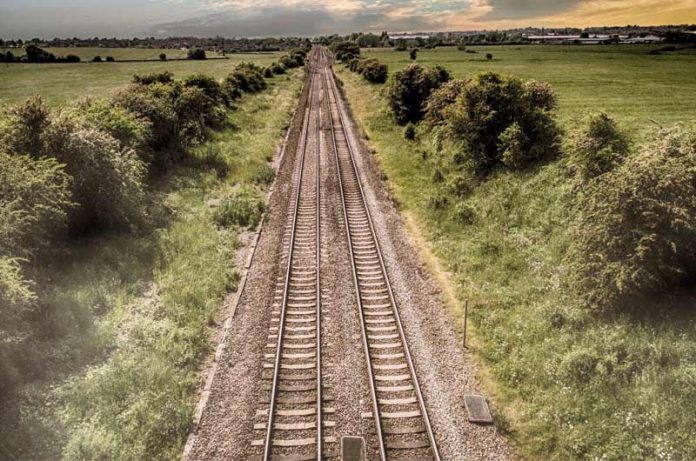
[525,34,663,45]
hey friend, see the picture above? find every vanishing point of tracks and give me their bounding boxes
[252,47,440,461]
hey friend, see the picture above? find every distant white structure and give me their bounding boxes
[389,34,430,40]
[525,34,664,44]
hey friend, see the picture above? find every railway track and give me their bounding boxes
[252,49,335,460]
[321,49,441,461]
[253,47,439,460]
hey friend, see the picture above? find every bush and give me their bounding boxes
[330,41,360,61]
[213,188,265,229]
[187,48,206,60]
[424,79,468,127]
[64,54,80,63]
[0,151,73,257]
[387,63,451,125]
[110,84,178,151]
[45,117,147,231]
[183,73,223,102]
[92,56,102,63]
[159,53,167,61]
[253,163,276,185]
[71,98,150,150]
[174,86,225,145]
[133,71,174,85]
[221,75,242,104]
[358,59,388,83]
[486,53,493,60]
[409,48,418,60]
[105,56,115,62]
[568,112,629,180]
[431,72,561,174]
[567,125,696,310]
[271,62,286,75]
[0,95,51,155]
[263,67,273,78]
[228,63,266,93]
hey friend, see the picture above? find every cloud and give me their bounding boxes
[478,0,582,20]
[150,2,454,37]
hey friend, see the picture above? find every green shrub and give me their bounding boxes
[263,67,273,78]
[424,79,468,127]
[221,75,243,104]
[409,48,418,60]
[433,72,561,174]
[331,41,360,61]
[271,62,287,75]
[183,73,223,103]
[252,163,276,185]
[228,63,266,94]
[213,187,265,229]
[174,86,221,146]
[0,95,51,156]
[388,63,451,125]
[0,151,73,257]
[110,84,178,151]
[569,112,630,180]
[45,117,147,231]
[133,71,174,85]
[358,59,388,84]
[567,125,696,310]
[71,98,150,150]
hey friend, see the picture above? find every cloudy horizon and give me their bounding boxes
[1,0,695,39]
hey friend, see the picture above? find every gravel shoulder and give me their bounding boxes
[185,70,311,460]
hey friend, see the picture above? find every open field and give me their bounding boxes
[336,43,696,460]
[0,47,282,106]
[362,45,696,135]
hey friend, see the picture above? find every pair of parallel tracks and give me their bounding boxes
[255,47,440,461]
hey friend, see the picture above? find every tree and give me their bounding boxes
[409,48,418,60]
[159,53,167,61]
[486,53,493,60]
[387,63,450,125]
[330,41,360,61]
[187,48,207,60]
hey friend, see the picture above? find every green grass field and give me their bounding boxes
[0,47,282,106]
[362,45,696,136]
[337,44,696,460]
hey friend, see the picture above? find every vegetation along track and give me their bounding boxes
[251,47,439,460]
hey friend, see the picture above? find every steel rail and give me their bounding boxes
[320,59,387,461]
[322,49,441,461]
[263,57,322,460]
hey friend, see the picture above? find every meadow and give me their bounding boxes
[0,47,281,106]
[337,44,696,460]
[362,45,696,136]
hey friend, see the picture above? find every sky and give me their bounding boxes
[1,0,695,39]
